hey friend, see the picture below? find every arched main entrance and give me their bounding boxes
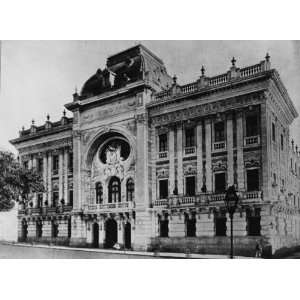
[124,222,131,249]
[105,218,118,248]
[92,222,99,248]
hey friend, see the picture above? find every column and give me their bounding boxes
[205,118,212,192]
[227,113,234,186]
[177,123,183,195]
[151,126,157,202]
[73,130,82,210]
[63,149,69,204]
[196,121,203,193]
[169,126,175,195]
[28,156,33,169]
[59,149,64,202]
[236,111,245,190]
[47,152,52,206]
[43,153,48,204]
[32,156,37,206]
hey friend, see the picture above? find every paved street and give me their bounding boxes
[0,243,158,259]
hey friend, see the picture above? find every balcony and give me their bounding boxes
[213,141,226,152]
[157,151,168,160]
[184,146,196,156]
[244,135,260,147]
[18,205,73,215]
[152,191,263,208]
[83,201,135,213]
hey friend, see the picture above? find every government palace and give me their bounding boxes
[10,44,300,257]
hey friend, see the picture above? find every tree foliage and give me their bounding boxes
[0,151,45,211]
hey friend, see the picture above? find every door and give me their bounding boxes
[105,218,118,248]
[92,223,99,248]
[124,222,131,249]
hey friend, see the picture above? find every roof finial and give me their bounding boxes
[201,66,205,76]
[265,52,270,62]
[173,75,177,85]
[75,86,78,94]
[46,114,50,121]
[63,109,66,117]
[231,57,236,67]
[22,126,25,131]
[31,119,35,125]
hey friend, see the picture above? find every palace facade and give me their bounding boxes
[10,44,300,257]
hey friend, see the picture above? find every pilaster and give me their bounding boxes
[205,118,212,192]
[236,110,245,190]
[47,152,52,206]
[169,126,175,195]
[227,113,234,186]
[177,123,183,195]
[196,121,203,193]
[58,149,64,202]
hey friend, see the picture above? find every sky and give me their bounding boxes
[1,40,300,153]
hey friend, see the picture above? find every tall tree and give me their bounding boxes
[0,151,45,211]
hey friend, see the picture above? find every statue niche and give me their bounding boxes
[99,138,131,180]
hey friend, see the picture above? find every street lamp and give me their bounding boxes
[224,185,239,259]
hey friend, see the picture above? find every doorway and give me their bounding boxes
[105,218,118,248]
[124,222,131,249]
[92,222,99,248]
[21,222,28,241]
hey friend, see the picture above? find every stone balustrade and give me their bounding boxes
[19,205,73,216]
[213,141,226,151]
[244,135,260,146]
[152,191,263,208]
[153,60,268,102]
[184,146,196,156]
[158,151,168,159]
[83,201,135,213]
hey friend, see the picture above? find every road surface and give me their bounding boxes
[0,243,159,259]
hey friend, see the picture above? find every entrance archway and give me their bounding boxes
[124,222,131,249]
[92,223,99,248]
[105,218,118,248]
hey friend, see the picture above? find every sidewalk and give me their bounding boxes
[1,241,252,259]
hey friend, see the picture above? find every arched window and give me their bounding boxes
[126,178,134,202]
[185,213,196,237]
[109,177,121,203]
[95,182,103,204]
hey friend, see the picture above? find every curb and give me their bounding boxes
[1,242,252,259]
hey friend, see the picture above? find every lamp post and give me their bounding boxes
[224,185,239,259]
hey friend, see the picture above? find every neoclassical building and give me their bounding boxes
[10,44,300,256]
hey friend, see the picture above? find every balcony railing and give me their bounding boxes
[184,146,196,156]
[18,205,73,215]
[158,151,168,159]
[152,191,263,208]
[213,141,226,151]
[84,201,135,212]
[244,135,260,147]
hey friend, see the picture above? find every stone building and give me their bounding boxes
[10,44,300,256]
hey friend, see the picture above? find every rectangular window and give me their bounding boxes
[215,173,226,193]
[159,179,168,199]
[37,158,43,173]
[214,121,225,142]
[185,127,195,147]
[37,193,43,208]
[246,114,258,137]
[215,211,227,236]
[68,153,73,173]
[281,134,284,151]
[247,169,259,191]
[247,208,261,236]
[52,155,59,174]
[272,122,276,142]
[68,190,73,206]
[185,176,196,196]
[52,191,59,207]
[158,134,168,152]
